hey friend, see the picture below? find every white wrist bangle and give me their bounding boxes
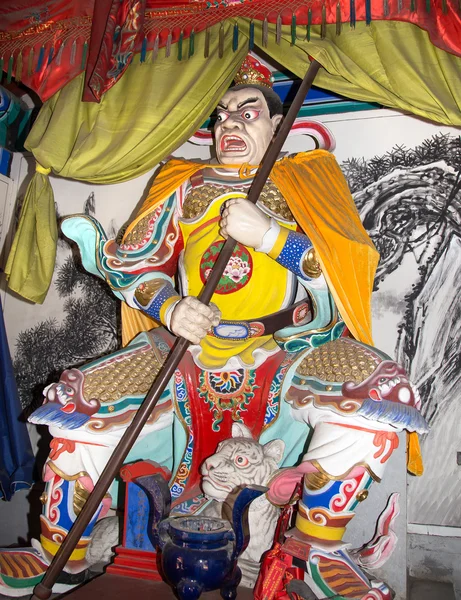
[256,218,281,253]
[165,299,181,330]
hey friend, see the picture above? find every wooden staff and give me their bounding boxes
[32,58,321,600]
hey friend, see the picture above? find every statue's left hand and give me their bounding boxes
[220,198,270,249]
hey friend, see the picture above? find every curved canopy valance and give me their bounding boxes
[1,0,460,102]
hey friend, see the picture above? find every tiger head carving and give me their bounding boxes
[200,422,285,501]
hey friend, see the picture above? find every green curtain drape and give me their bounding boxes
[253,19,461,127]
[5,22,247,303]
[5,17,461,303]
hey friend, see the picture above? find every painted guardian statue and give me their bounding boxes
[0,56,428,599]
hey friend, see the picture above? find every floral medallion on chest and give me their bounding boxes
[200,241,253,295]
[199,369,257,432]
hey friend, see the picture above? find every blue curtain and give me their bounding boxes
[0,298,34,500]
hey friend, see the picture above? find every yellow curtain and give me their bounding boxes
[6,17,461,303]
[5,165,58,303]
[246,19,461,127]
[5,22,247,303]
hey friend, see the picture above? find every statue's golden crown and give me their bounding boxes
[234,55,274,89]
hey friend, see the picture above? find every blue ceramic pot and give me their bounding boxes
[159,516,240,600]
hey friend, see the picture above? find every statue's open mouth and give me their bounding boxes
[221,135,247,152]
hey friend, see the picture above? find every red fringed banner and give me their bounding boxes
[0,0,460,102]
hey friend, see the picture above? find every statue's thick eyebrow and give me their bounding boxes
[237,97,260,109]
[217,102,228,110]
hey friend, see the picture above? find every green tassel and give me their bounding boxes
[178,31,183,60]
[307,8,312,41]
[232,23,239,52]
[425,0,430,11]
[336,2,342,35]
[383,0,390,16]
[0,57,4,84]
[6,54,13,83]
[204,28,210,58]
[291,14,296,45]
[140,36,147,63]
[80,41,88,69]
[397,0,403,13]
[321,4,327,38]
[442,0,447,12]
[410,0,416,10]
[249,20,255,50]
[36,45,45,71]
[189,29,195,57]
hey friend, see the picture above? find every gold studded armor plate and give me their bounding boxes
[123,213,156,246]
[296,338,380,384]
[83,339,167,404]
[182,179,294,221]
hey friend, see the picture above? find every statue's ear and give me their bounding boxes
[271,114,283,133]
[263,439,285,465]
[231,422,253,439]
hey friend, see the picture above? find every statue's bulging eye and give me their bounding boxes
[217,111,229,122]
[234,455,249,468]
[378,377,388,384]
[242,109,260,121]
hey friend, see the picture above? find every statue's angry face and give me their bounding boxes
[214,87,282,165]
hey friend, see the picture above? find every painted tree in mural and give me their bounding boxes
[13,194,120,409]
[343,132,461,525]
[342,133,461,421]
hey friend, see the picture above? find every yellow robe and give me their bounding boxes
[122,150,379,347]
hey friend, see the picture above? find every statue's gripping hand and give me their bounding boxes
[220,198,270,249]
[170,297,221,344]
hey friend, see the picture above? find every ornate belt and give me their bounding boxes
[209,299,313,341]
